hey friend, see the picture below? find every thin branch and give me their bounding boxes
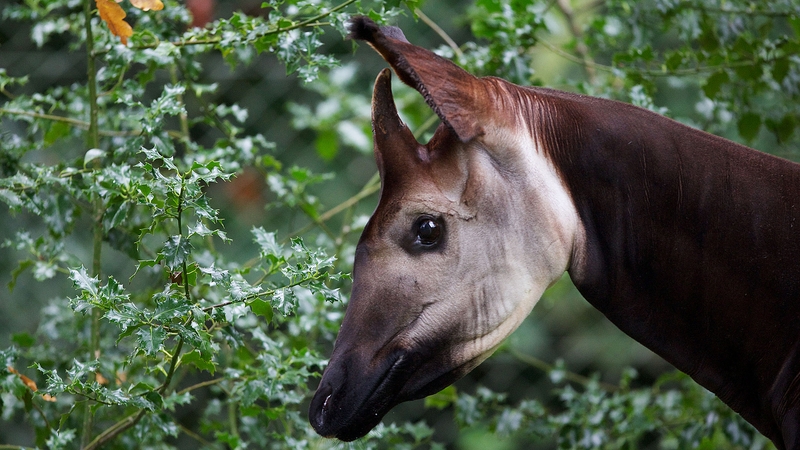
[83,410,146,450]
[553,0,596,82]
[693,3,798,17]
[176,377,226,395]
[285,173,380,241]
[82,0,102,443]
[93,0,357,56]
[158,337,185,394]
[508,348,620,392]
[1,87,17,100]
[415,8,463,59]
[201,272,325,312]
[0,108,138,137]
[536,37,760,77]
[177,423,218,448]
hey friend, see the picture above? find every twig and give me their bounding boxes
[553,0,595,82]
[201,272,324,312]
[536,37,759,77]
[82,0,103,443]
[176,377,226,395]
[177,423,218,448]
[83,410,146,450]
[285,173,380,241]
[509,348,619,392]
[0,108,138,137]
[415,9,463,60]
[93,0,357,56]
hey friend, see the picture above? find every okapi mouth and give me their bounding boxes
[309,344,480,441]
[309,351,410,441]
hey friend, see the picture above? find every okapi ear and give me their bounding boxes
[371,68,423,180]
[348,16,488,143]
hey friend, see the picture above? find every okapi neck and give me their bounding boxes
[541,89,800,446]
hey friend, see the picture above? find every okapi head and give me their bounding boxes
[309,17,581,441]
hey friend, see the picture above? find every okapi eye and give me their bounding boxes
[413,217,442,247]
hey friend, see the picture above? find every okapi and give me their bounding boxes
[308,16,800,448]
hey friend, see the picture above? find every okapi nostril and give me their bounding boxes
[322,394,331,412]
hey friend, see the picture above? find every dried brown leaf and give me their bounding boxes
[95,371,109,385]
[96,0,133,45]
[8,366,38,391]
[129,0,164,11]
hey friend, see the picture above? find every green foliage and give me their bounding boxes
[0,0,794,448]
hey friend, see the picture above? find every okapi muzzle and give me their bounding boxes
[310,17,800,448]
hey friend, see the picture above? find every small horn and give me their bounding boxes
[349,16,488,143]
[371,68,423,181]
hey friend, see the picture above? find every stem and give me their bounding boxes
[177,424,217,447]
[553,0,596,83]
[415,9,463,59]
[82,0,103,446]
[177,377,225,395]
[159,337,185,394]
[509,348,619,392]
[536,37,761,77]
[227,400,240,442]
[285,174,380,241]
[202,272,324,312]
[0,108,141,137]
[83,411,146,450]
[93,0,357,56]
[170,66,191,151]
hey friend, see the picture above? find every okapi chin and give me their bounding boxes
[309,16,800,448]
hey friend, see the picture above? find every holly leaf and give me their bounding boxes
[136,327,166,356]
[248,298,274,324]
[129,0,164,11]
[95,0,133,45]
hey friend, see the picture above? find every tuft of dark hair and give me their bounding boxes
[346,16,409,43]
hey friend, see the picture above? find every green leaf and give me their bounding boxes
[180,348,216,374]
[252,227,281,256]
[44,121,70,146]
[160,235,192,271]
[425,385,457,410]
[11,332,35,348]
[70,267,99,297]
[315,129,338,161]
[248,298,273,323]
[737,112,762,142]
[773,57,790,83]
[83,148,106,167]
[136,327,166,356]
[766,115,796,143]
[702,71,729,99]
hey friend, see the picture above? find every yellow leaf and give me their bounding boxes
[129,0,164,11]
[8,366,38,392]
[95,0,133,45]
[95,371,109,385]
